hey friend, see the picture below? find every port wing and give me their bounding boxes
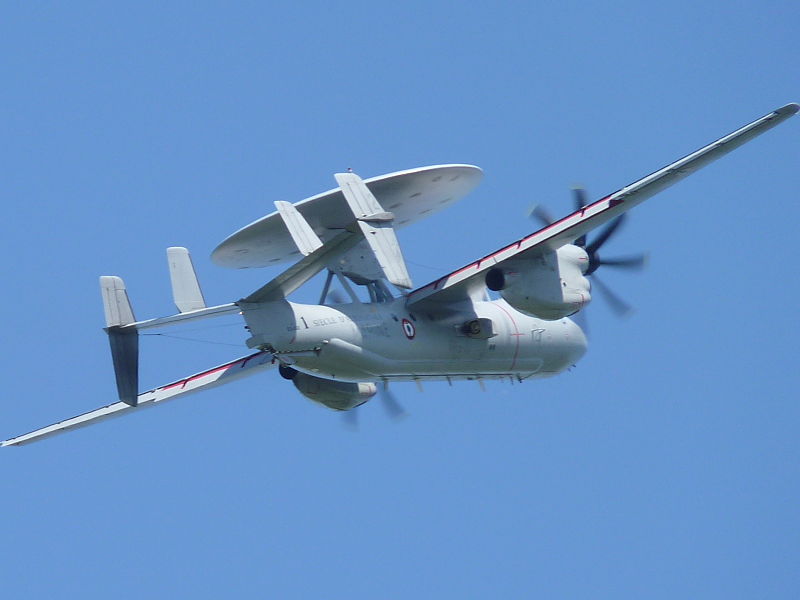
[2,352,275,446]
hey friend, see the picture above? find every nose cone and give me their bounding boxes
[564,316,588,364]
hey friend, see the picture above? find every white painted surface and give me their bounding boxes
[2,352,275,446]
[212,164,482,268]
[166,247,207,313]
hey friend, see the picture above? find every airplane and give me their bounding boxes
[2,103,797,446]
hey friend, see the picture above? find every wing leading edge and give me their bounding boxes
[407,103,799,307]
[2,352,275,446]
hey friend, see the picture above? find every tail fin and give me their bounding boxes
[99,276,139,406]
[167,247,206,313]
[100,275,135,327]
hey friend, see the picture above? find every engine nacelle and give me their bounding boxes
[486,245,591,320]
[279,365,377,411]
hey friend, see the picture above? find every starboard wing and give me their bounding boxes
[2,352,275,446]
[407,103,799,308]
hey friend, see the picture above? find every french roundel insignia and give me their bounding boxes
[401,318,416,339]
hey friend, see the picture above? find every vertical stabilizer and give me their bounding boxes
[167,247,207,313]
[100,275,135,327]
[334,172,414,289]
[99,276,139,406]
[274,201,323,256]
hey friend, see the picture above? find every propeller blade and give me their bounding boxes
[571,307,589,339]
[327,289,347,304]
[380,381,407,420]
[587,214,626,255]
[590,275,634,318]
[596,253,649,271]
[571,187,590,247]
[527,204,556,228]
[343,382,406,429]
[572,186,589,211]
[342,407,359,430]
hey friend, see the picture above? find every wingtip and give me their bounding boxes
[776,103,799,116]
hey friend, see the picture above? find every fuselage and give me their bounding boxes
[240,297,587,383]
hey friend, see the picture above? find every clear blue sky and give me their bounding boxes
[1,2,798,598]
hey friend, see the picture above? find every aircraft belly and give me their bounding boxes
[290,300,585,381]
[243,299,586,381]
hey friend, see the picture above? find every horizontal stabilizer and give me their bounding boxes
[242,230,361,303]
[335,172,413,289]
[167,247,207,313]
[274,201,323,256]
[124,303,241,331]
[2,352,275,446]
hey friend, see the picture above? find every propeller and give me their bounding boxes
[342,380,407,430]
[530,187,648,315]
[572,187,589,248]
[342,405,360,430]
[326,289,347,304]
[584,214,648,276]
[379,380,407,420]
[527,204,557,229]
[589,274,634,317]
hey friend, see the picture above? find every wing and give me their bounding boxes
[407,103,799,307]
[2,351,275,446]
